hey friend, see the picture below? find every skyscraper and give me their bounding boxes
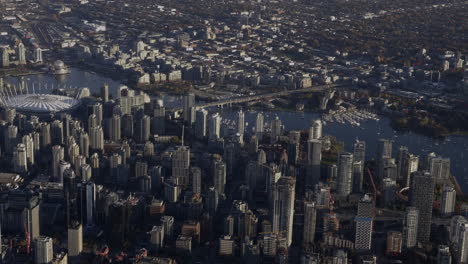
[310,119,322,140]
[353,140,366,165]
[1,47,9,68]
[195,109,208,139]
[441,185,456,217]
[237,109,245,135]
[337,152,353,196]
[110,114,121,142]
[457,223,468,264]
[213,159,226,195]
[377,139,392,160]
[39,122,51,149]
[51,120,64,145]
[34,47,43,63]
[355,194,374,251]
[136,115,151,143]
[401,154,419,187]
[79,132,89,157]
[270,116,282,143]
[17,42,26,65]
[172,146,190,187]
[151,101,166,135]
[255,112,264,140]
[191,166,202,195]
[101,83,109,102]
[437,245,452,264]
[183,93,195,124]
[85,181,96,226]
[272,177,296,247]
[429,156,451,182]
[303,201,317,247]
[306,139,322,187]
[353,140,366,192]
[122,114,134,138]
[89,126,104,151]
[89,102,103,126]
[35,236,53,264]
[13,143,28,173]
[209,113,221,141]
[410,171,435,243]
[52,145,64,180]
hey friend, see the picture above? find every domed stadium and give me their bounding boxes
[0,88,82,114]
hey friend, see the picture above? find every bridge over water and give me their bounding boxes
[171,83,342,112]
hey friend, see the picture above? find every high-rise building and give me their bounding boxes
[110,114,121,142]
[386,231,403,255]
[39,122,51,149]
[355,194,374,251]
[34,47,43,63]
[353,161,364,193]
[195,109,208,139]
[183,93,195,124]
[437,245,452,264]
[85,181,96,226]
[136,115,151,143]
[58,160,71,184]
[13,143,28,173]
[441,185,457,217]
[1,47,10,67]
[410,171,435,243]
[101,83,109,102]
[191,166,202,195]
[150,225,165,251]
[52,145,64,180]
[457,223,468,264]
[310,119,322,139]
[396,146,409,182]
[22,134,35,166]
[255,112,264,140]
[89,126,104,151]
[237,109,245,135]
[172,146,190,187]
[354,140,366,165]
[403,207,419,248]
[306,139,322,187]
[68,224,83,258]
[337,152,353,196]
[51,120,64,145]
[377,139,392,160]
[121,114,134,138]
[17,42,26,65]
[272,177,296,246]
[35,236,53,264]
[303,201,317,247]
[79,132,89,157]
[429,156,451,182]
[270,116,282,143]
[89,102,103,126]
[161,215,174,239]
[213,159,227,195]
[209,113,222,141]
[401,154,419,187]
[64,169,80,228]
[451,216,467,244]
[151,102,166,135]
